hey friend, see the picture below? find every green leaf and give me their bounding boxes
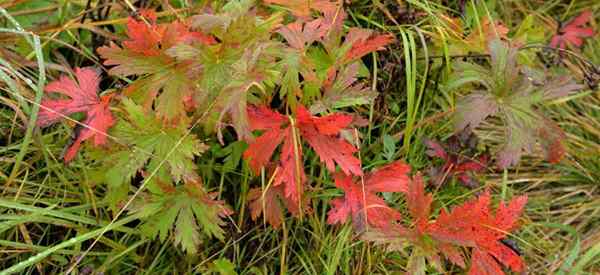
[138,184,231,254]
[383,134,396,161]
[91,99,207,210]
[310,63,376,113]
[210,259,238,275]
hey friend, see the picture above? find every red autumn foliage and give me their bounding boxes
[120,10,215,56]
[37,67,114,162]
[247,184,310,228]
[363,172,527,275]
[278,19,329,50]
[426,191,527,274]
[327,161,411,230]
[263,0,339,19]
[344,28,394,62]
[550,10,595,50]
[243,105,362,207]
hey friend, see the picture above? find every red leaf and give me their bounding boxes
[37,67,114,162]
[406,174,432,232]
[537,120,567,164]
[278,19,328,50]
[469,248,504,275]
[119,10,215,56]
[425,135,488,187]
[244,105,362,206]
[550,10,595,50]
[365,161,411,193]
[98,10,214,75]
[122,10,164,56]
[248,185,308,228]
[344,28,394,62]
[264,0,339,19]
[423,138,448,159]
[98,10,215,122]
[327,161,411,230]
[438,242,466,268]
[296,106,361,176]
[273,128,306,201]
[426,192,528,274]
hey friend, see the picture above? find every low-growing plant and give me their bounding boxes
[446,38,584,168]
[36,0,395,255]
[4,0,595,273]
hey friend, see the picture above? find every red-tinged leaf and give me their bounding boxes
[97,42,172,76]
[328,173,402,230]
[98,11,215,123]
[454,157,487,174]
[244,106,304,202]
[469,248,504,275]
[122,10,164,56]
[454,91,499,133]
[264,0,339,18]
[244,105,361,206]
[114,10,215,57]
[273,129,306,202]
[423,138,448,159]
[311,113,353,135]
[247,105,287,130]
[63,95,114,162]
[296,106,362,176]
[364,161,411,193]
[248,185,307,228]
[327,198,351,225]
[327,161,411,230]
[550,10,595,50]
[541,76,585,100]
[407,174,432,232]
[426,192,527,273]
[302,131,361,175]
[425,133,488,187]
[278,19,327,50]
[493,195,528,233]
[426,192,492,247]
[538,119,567,164]
[244,128,285,173]
[478,240,524,273]
[438,242,466,268]
[164,21,217,46]
[37,67,114,162]
[343,28,394,62]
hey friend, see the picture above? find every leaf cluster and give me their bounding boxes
[447,39,583,168]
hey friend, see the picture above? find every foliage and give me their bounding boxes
[1,0,598,274]
[550,10,595,50]
[36,67,114,162]
[243,104,361,222]
[447,38,583,168]
[423,130,488,187]
[364,174,528,275]
[327,161,410,231]
[30,0,393,256]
